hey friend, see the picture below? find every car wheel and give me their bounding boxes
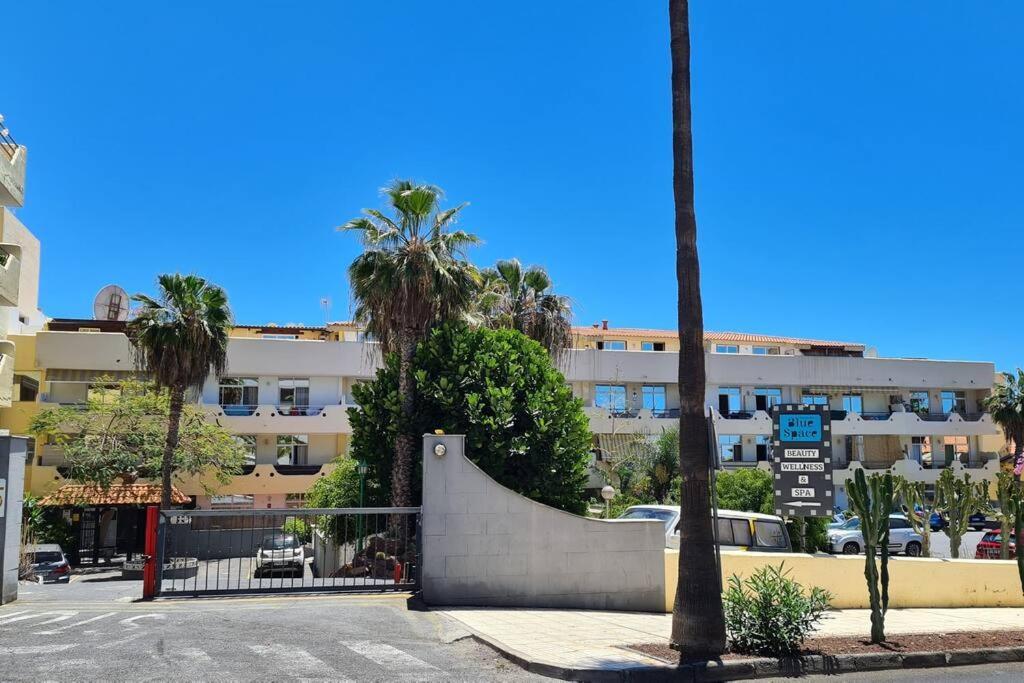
[905,541,922,557]
[842,542,860,555]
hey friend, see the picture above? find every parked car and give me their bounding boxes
[969,509,998,531]
[26,544,72,583]
[615,505,792,552]
[254,533,305,577]
[908,505,946,531]
[826,514,923,556]
[975,530,1016,559]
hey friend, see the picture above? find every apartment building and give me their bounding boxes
[1,313,1005,513]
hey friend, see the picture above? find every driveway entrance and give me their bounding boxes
[155,507,420,597]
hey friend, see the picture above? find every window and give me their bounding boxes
[754,520,787,548]
[715,344,739,354]
[219,378,258,414]
[27,438,38,466]
[641,385,666,412]
[276,435,309,465]
[234,435,257,465]
[941,391,967,415]
[910,391,930,414]
[717,387,741,414]
[14,375,38,402]
[943,435,969,465]
[718,435,742,462]
[279,378,310,408]
[729,518,752,546]
[889,518,911,530]
[752,346,780,355]
[801,393,829,406]
[211,495,254,510]
[285,493,306,509]
[842,394,863,414]
[910,436,931,465]
[262,333,298,340]
[755,435,771,461]
[598,340,626,350]
[641,341,666,351]
[753,388,782,411]
[595,385,627,411]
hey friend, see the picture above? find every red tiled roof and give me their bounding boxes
[572,326,864,349]
[39,484,190,507]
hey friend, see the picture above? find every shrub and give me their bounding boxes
[282,518,311,544]
[723,563,832,657]
[716,468,774,514]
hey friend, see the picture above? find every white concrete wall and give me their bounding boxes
[421,434,666,611]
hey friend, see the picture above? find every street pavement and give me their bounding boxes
[784,662,1024,681]
[928,529,985,559]
[2,580,549,681]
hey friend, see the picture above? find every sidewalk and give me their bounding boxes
[440,607,1024,674]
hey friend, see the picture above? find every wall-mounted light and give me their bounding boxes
[433,443,447,457]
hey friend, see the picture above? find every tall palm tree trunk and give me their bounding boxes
[161,383,186,510]
[392,327,417,508]
[669,0,727,660]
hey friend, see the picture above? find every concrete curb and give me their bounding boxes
[470,636,1024,681]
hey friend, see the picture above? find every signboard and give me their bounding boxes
[0,478,5,518]
[771,404,833,517]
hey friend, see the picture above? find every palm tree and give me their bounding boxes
[669,0,727,660]
[340,180,480,507]
[478,259,572,358]
[128,274,232,510]
[984,370,1024,474]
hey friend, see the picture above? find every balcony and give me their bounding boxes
[0,340,14,407]
[0,124,26,207]
[202,403,354,434]
[710,408,998,437]
[583,406,680,434]
[0,242,21,307]
[833,457,1000,487]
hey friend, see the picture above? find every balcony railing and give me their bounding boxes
[220,404,258,416]
[272,464,324,476]
[0,123,17,161]
[274,405,325,417]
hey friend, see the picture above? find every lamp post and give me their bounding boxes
[356,460,368,554]
[601,485,616,519]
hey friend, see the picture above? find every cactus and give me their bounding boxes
[992,472,1020,560]
[895,476,936,558]
[846,468,895,644]
[935,469,989,560]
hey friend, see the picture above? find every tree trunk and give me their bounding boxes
[922,522,931,558]
[391,327,418,508]
[161,384,186,510]
[669,0,727,661]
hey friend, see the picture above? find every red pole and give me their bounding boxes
[142,505,158,599]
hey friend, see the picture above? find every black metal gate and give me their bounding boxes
[154,507,421,596]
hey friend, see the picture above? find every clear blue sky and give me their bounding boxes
[6,2,1022,369]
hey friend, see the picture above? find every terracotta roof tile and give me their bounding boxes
[39,484,190,507]
[572,326,863,349]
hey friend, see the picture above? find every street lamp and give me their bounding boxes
[356,460,368,554]
[601,485,616,519]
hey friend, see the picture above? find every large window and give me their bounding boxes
[262,333,298,340]
[756,435,771,461]
[842,394,863,414]
[718,387,741,414]
[753,388,782,411]
[598,340,626,350]
[234,435,257,465]
[640,341,666,351]
[595,384,627,411]
[285,493,306,509]
[219,378,258,415]
[719,435,743,462]
[211,494,254,510]
[278,378,310,414]
[801,393,829,406]
[910,391,930,415]
[752,346,780,355]
[715,344,739,354]
[943,435,969,465]
[641,385,666,412]
[941,391,967,415]
[276,435,309,465]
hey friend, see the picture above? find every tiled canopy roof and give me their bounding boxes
[39,483,190,507]
[572,326,864,349]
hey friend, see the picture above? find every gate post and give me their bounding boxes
[142,505,158,599]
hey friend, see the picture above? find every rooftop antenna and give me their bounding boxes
[92,285,130,321]
[320,297,331,326]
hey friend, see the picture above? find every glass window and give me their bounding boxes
[910,391,930,414]
[716,518,734,544]
[233,435,257,465]
[716,344,739,354]
[752,346,779,355]
[601,340,627,350]
[754,520,787,548]
[718,387,742,413]
[719,435,742,462]
[842,394,863,413]
[754,388,782,410]
[276,435,309,465]
[262,333,298,340]
[941,391,967,414]
[219,377,258,407]
[595,385,627,411]
[641,385,666,412]
[285,493,306,509]
[755,435,771,461]
[889,518,910,530]
[801,393,829,406]
[730,519,753,546]
[279,378,310,407]
[211,494,254,510]
[640,341,666,351]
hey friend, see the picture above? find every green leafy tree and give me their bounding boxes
[895,476,939,557]
[936,468,989,559]
[303,458,367,544]
[340,181,480,508]
[349,324,592,514]
[846,469,895,644]
[984,370,1024,473]
[29,379,247,492]
[716,468,774,514]
[128,274,233,509]
[477,259,572,358]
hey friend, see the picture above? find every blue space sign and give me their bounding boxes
[780,414,822,442]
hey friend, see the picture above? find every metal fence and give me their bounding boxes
[155,507,420,596]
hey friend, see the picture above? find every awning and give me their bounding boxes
[46,369,148,383]
[39,483,189,507]
[595,434,650,462]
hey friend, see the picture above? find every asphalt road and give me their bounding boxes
[785,662,1024,682]
[927,529,986,559]
[2,580,549,681]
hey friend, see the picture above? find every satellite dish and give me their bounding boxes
[93,285,130,321]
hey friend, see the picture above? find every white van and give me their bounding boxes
[616,505,792,552]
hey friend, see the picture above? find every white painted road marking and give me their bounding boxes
[5,644,79,655]
[171,646,213,664]
[342,641,439,672]
[35,612,117,635]
[119,614,165,628]
[249,644,350,681]
[0,611,76,627]
[97,632,149,649]
[0,610,30,622]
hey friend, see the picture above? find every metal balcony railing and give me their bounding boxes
[0,121,18,161]
[274,405,325,416]
[220,404,258,416]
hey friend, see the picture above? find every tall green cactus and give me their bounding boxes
[895,476,935,558]
[846,469,895,644]
[935,469,988,560]
[992,472,1020,561]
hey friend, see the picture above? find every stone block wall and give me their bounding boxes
[421,434,666,611]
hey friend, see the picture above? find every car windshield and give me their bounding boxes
[32,551,63,564]
[619,508,675,524]
[839,518,860,530]
[262,534,299,550]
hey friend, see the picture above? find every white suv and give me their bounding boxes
[827,514,923,556]
[255,533,305,577]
